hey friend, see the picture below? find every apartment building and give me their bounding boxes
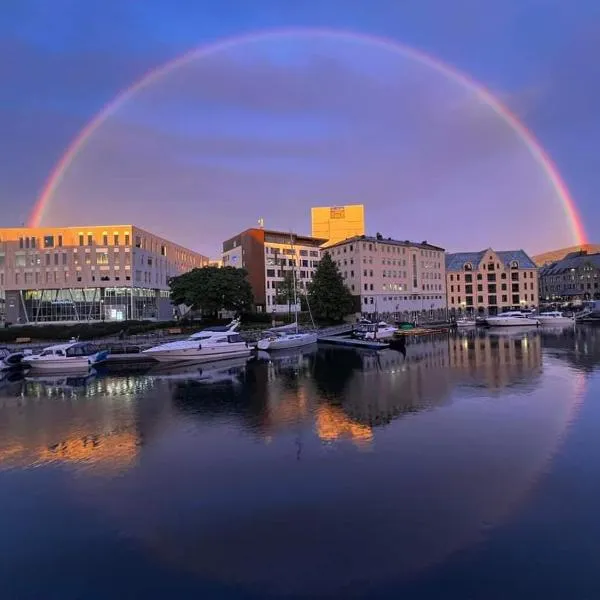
[445,248,538,316]
[222,228,325,312]
[0,225,208,323]
[311,204,365,247]
[324,235,446,320]
[539,251,600,302]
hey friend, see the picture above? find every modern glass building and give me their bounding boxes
[0,225,209,324]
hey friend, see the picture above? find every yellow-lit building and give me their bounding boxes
[0,224,208,323]
[311,205,365,246]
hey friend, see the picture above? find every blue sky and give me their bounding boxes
[1,0,599,256]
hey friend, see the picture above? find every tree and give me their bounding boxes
[307,253,354,322]
[274,269,302,315]
[169,266,254,316]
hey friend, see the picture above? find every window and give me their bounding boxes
[79,234,84,246]
[512,294,520,304]
[43,235,54,248]
[465,274,472,283]
[135,236,142,248]
[502,295,508,303]
[488,295,497,305]
[87,234,93,246]
[103,234,108,246]
[477,284,483,292]
[501,273,507,279]
[266,269,275,277]
[487,273,496,282]
[477,295,483,303]
[45,254,50,266]
[501,283,507,291]
[512,283,519,292]
[15,254,26,267]
[58,235,63,247]
[465,285,473,294]
[62,253,67,265]
[125,234,130,246]
[53,253,59,266]
[96,252,109,265]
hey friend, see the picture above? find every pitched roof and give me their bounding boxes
[326,235,444,251]
[445,249,536,271]
[540,252,600,276]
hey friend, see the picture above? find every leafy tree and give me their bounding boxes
[169,266,254,316]
[307,253,354,322]
[274,269,302,315]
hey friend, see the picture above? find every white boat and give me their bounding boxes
[0,347,30,370]
[22,342,108,372]
[485,311,540,327]
[142,318,251,363]
[455,317,477,328]
[354,321,399,340]
[256,323,317,351]
[257,234,319,352]
[536,311,575,326]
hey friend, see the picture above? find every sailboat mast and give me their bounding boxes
[290,232,299,332]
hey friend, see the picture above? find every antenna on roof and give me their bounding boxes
[258,217,264,229]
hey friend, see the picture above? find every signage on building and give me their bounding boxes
[330,207,345,219]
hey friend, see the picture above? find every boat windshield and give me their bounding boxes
[65,344,98,357]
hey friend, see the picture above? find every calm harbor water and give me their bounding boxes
[1,327,600,599]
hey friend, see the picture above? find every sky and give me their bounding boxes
[1,0,599,258]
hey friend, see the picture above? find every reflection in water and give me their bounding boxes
[0,329,594,597]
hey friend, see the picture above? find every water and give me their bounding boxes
[1,327,599,599]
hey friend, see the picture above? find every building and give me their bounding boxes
[221,228,325,312]
[323,235,446,320]
[0,225,209,323]
[539,251,600,303]
[311,204,365,247]
[445,248,538,316]
[533,244,600,267]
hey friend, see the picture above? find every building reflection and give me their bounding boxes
[0,375,160,472]
[540,325,600,372]
[449,329,543,390]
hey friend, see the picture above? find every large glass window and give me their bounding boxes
[43,235,54,248]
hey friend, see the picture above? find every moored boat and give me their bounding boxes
[256,324,317,351]
[354,321,398,340]
[536,311,575,325]
[485,311,540,327]
[0,347,30,371]
[22,342,108,372]
[455,317,477,328]
[142,318,251,363]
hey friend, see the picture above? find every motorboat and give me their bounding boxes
[22,342,108,372]
[484,311,541,327]
[536,311,575,326]
[142,318,251,363]
[455,317,477,328]
[0,347,30,370]
[256,323,317,351]
[354,321,399,341]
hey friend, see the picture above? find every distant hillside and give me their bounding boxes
[533,244,600,266]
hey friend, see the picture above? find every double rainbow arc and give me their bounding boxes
[28,28,587,245]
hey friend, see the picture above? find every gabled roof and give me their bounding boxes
[540,252,600,276]
[445,249,536,272]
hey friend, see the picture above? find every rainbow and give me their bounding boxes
[28,28,587,244]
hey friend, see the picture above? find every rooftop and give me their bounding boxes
[540,252,600,276]
[445,249,537,271]
[325,234,445,252]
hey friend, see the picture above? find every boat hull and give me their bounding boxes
[22,356,101,372]
[144,347,252,363]
[257,333,317,351]
[537,317,575,325]
[485,317,540,327]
